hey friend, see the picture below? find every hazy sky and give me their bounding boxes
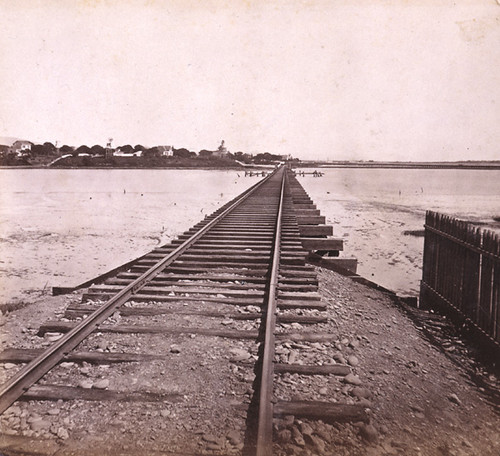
[1,0,499,161]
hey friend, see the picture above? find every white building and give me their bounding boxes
[8,140,33,156]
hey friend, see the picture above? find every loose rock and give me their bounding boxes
[170,344,181,354]
[351,387,371,399]
[299,421,313,436]
[93,379,109,389]
[226,430,242,446]
[57,427,69,440]
[291,426,305,447]
[348,355,360,366]
[277,429,292,444]
[30,418,51,432]
[359,423,378,443]
[78,380,93,389]
[344,373,362,385]
[448,393,462,406]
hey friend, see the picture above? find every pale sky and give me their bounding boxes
[1,0,499,161]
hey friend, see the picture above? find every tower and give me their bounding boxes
[105,138,113,159]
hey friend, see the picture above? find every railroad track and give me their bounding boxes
[0,167,367,455]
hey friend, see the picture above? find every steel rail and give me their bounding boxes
[0,168,281,414]
[256,169,286,456]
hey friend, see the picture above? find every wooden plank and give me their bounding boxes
[22,385,183,403]
[275,332,337,342]
[299,225,333,236]
[294,209,321,216]
[293,204,317,210]
[277,315,327,324]
[164,257,305,267]
[107,278,267,290]
[274,401,368,423]
[37,322,337,343]
[306,254,358,274]
[280,268,317,277]
[66,306,260,319]
[132,265,270,276]
[280,266,316,274]
[172,239,273,246]
[296,215,326,225]
[274,364,350,376]
[277,301,326,311]
[38,322,260,339]
[300,238,343,251]
[65,307,324,324]
[118,272,317,287]
[149,248,273,257]
[0,348,165,364]
[278,284,318,292]
[178,233,273,240]
[139,254,272,264]
[119,272,268,283]
[82,292,263,305]
[278,292,322,301]
[87,284,265,298]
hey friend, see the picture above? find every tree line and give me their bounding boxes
[29,142,287,163]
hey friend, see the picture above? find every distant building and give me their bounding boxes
[113,150,142,157]
[212,140,229,158]
[157,145,173,157]
[8,140,32,156]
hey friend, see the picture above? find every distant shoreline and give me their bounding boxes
[2,160,500,171]
[0,165,250,171]
[299,161,500,170]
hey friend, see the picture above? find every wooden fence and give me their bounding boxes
[420,211,500,347]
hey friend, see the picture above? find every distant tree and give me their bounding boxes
[90,145,105,155]
[172,148,190,159]
[189,151,197,158]
[43,142,56,154]
[199,149,213,158]
[143,146,160,158]
[119,144,134,153]
[254,152,281,163]
[59,145,74,154]
[75,145,91,155]
[134,144,146,152]
[234,152,252,163]
[31,144,45,156]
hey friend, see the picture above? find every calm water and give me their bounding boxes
[0,168,254,303]
[1,167,499,302]
[298,168,500,295]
